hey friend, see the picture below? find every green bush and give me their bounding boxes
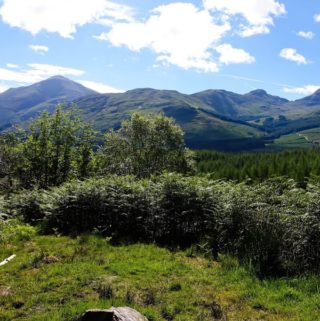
[45,177,151,239]
[7,190,49,224]
[8,175,219,247]
[213,179,316,276]
[216,191,284,276]
[279,195,320,274]
[6,175,320,276]
[151,174,219,247]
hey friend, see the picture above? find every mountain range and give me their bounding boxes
[1,76,320,151]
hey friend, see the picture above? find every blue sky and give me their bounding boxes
[0,0,320,99]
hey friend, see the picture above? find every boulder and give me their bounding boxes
[80,307,148,321]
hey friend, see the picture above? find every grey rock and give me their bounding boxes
[80,307,148,321]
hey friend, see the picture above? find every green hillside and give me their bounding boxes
[74,89,265,150]
[2,76,320,151]
[192,89,289,121]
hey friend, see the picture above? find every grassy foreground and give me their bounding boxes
[0,231,320,321]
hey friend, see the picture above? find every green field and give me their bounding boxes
[1,226,320,321]
[265,127,320,151]
[299,127,320,142]
[266,132,313,151]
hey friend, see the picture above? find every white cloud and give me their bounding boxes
[216,44,255,65]
[283,85,319,96]
[94,2,291,72]
[28,63,84,77]
[6,63,19,68]
[203,0,286,37]
[29,45,49,54]
[239,25,270,37]
[96,3,231,73]
[79,80,124,93]
[297,31,315,40]
[314,14,320,23]
[0,63,84,84]
[93,33,109,41]
[279,48,308,65]
[0,83,9,93]
[0,0,134,38]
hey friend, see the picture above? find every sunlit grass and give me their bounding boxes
[0,232,319,321]
[266,133,312,151]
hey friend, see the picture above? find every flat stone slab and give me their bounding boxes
[80,307,148,321]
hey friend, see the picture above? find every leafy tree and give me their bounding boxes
[0,132,22,193]
[77,123,97,178]
[99,112,194,177]
[18,105,96,188]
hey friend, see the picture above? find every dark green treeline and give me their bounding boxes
[196,149,320,184]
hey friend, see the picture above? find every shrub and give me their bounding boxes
[8,175,220,248]
[6,190,48,224]
[151,173,220,247]
[44,177,151,239]
[216,194,284,276]
[280,195,320,274]
[6,175,320,276]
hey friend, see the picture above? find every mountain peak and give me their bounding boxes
[0,76,97,128]
[245,89,289,104]
[246,89,268,97]
[295,87,320,105]
[46,75,70,81]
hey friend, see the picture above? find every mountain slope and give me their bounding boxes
[192,89,289,121]
[281,89,320,119]
[0,76,97,129]
[256,89,320,135]
[2,77,320,150]
[74,88,264,150]
[294,89,320,107]
[191,88,320,137]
